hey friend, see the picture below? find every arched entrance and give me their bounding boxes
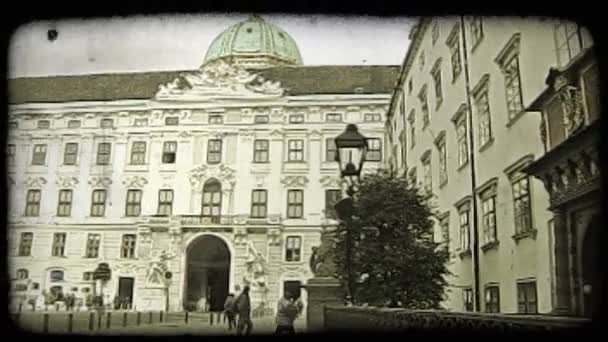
[184,235,230,312]
[581,215,601,318]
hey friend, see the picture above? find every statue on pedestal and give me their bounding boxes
[309,230,337,277]
[146,249,175,287]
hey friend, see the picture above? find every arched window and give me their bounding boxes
[50,270,64,282]
[202,180,222,223]
[16,269,28,280]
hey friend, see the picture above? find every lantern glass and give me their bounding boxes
[337,146,366,177]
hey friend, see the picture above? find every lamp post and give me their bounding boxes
[333,124,368,304]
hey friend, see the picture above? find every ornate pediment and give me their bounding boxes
[56,176,79,189]
[281,175,309,188]
[155,59,285,100]
[122,175,149,188]
[189,164,236,190]
[319,175,344,189]
[25,176,47,188]
[88,176,113,188]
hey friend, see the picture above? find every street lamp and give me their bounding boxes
[334,124,368,304]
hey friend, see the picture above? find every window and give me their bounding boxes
[100,119,113,128]
[437,137,447,185]
[37,120,50,129]
[254,115,269,124]
[447,27,462,81]
[481,196,497,246]
[52,233,66,257]
[83,272,94,281]
[554,22,583,67]
[475,91,493,148]
[419,51,425,69]
[7,144,16,165]
[455,113,468,167]
[440,214,450,253]
[512,176,532,234]
[325,138,337,162]
[326,113,342,122]
[9,121,18,129]
[32,144,47,165]
[366,138,382,161]
[209,115,223,124]
[157,190,174,216]
[470,17,484,48]
[408,79,413,94]
[134,118,148,127]
[121,234,136,259]
[165,117,179,125]
[50,270,64,282]
[253,140,269,163]
[431,61,443,107]
[463,288,474,311]
[125,190,142,217]
[287,190,304,218]
[325,189,342,219]
[484,285,500,313]
[364,113,382,122]
[162,141,177,164]
[503,54,524,120]
[251,189,267,218]
[25,189,41,217]
[289,114,304,123]
[19,233,33,256]
[432,20,440,44]
[408,110,416,149]
[422,153,432,195]
[459,209,470,252]
[63,143,78,165]
[202,180,222,223]
[96,143,111,165]
[17,269,29,280]
[207,139,222,164]
[517,281,538,314]
[419,86,430,127]
[285,236,302,262]
[288,140,304,162]
[91,190,107,217]
[85,234,101,258]
[399,133,407,167]
[57,190,73,217]
[68,120,81,128]
[130,142,147,165]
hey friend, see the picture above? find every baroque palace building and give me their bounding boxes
[384,17,596,315]
[7,15,398,313]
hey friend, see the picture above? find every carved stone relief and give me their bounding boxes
[319,175,345,189]
[25,176,47,188]
[280,175,309,188]
[122,175,149,188]
[88,176,113,188]
[56,176,79,188]
[267,228,281,246]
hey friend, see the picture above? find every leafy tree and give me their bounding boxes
[334,169,450,309]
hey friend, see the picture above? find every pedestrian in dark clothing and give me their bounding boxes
[274,291,303,335]
[234,285,253,335]
[223,293,237,331]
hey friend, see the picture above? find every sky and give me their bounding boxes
[8,14,413,78]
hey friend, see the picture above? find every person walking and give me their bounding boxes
[274,291,303,335]
[234,285,253,335]
[223,293,237,331]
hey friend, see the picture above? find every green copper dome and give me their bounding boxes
[203,15,303,68]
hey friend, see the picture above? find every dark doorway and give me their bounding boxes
[581,215,601,318]
[283,281,302,300]
[185,235,230,312]
[118,277,134,307]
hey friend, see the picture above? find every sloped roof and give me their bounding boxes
[8,65,400,105]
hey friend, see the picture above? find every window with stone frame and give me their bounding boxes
[100,118,113,128]
[511,173,533,235]
[421,151,433,196]
[121,234,136,259]
[157,189,173,216]
[63,143,79,165]
[496,34,524,121]
[399,132,407,167]
[439,212,450,254]
[408,79,413,94]
[432,20,440,45]
[431,59,443,108]
[325,138,337,162]
[484,285,500,313]
[125,189,142,217]
[162,141,177,164]
[289,114,305,124]
[32,144,47,165]
[253,140,269,163]
[207,139,222,164]
[419,85,430,127]
[19,232,33,256]
[480,192,498,247]
[453,108,469,167]
[51,233,66,257]
[254,115,269,124]
[68,120,81,128]
[85,234,101,258]
[554,22,583,68]
[458,204,471,252]
[366,138,382,162]
[463,288,474,311]
[364,113,382,122]
[285,236,302,262]
[202,180,222,222]
[57,189,73,217]
[96,142,111,165]
[288,139,304,162]
[408,110,416,149]
[446,25,463,81]
[91,189,107,217]
[287,190,304,218]
[25,189,41,217]
[469,16,484,49]
[50,270,64,282]
[419,51,425,70]
[83,272,94,281]
[208,115,223,124]
[325,189,342,220]
[17,269,29,280]
[134,118,148,127]
[251,189,268,218]
[435,133,448,186]
[474,79,493,149]
[130,141,147,165]
[164,116,179,125]
[517,280,538,314]
[37,120,50,129]
[7,144,15,165]
[326,113,342,122]
[9,121,18,129]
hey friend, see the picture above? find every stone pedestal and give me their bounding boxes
[137,287,167,311]
[304,277,344,332]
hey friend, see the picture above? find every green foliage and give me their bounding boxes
[334,169,450,309]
